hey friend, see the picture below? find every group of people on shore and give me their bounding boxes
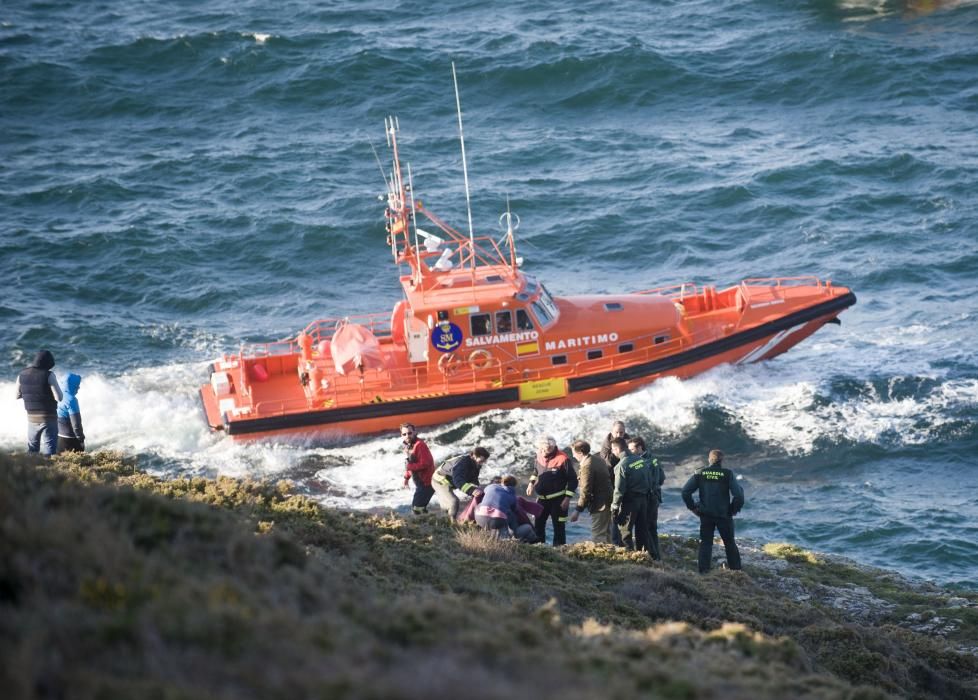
[14,349,744,573]
[399,420,746,574]
[14,349,86,455]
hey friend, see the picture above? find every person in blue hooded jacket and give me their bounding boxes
[57,373,86,453]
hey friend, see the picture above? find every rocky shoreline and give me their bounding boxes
[1,450,976,699]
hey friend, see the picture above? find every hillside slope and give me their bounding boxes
[1,452,976,699]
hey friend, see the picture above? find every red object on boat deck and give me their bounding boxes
[330,322,385,375]
[250,363,269,382]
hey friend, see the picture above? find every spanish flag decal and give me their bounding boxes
[516,340,539,356]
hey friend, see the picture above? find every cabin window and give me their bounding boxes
[532,301,554,328]
[539,284,560,321]
[587,350,603,360]
[654,334,669,345]
[495,310,513,334]
[618,343,634,353]
[470,314,492,336]
[516,309,534,331]
[604,302,623,311]
[485,275,502,283]
[437,310,449,321]
[551,355,567,366]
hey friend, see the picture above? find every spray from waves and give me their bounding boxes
[1,347,973,509]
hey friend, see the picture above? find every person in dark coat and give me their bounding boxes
[15,349,63,455]
[56,373,86,453]
[610,437,652,552]
[681,449,745,574]
[568,439,613,543]
[600,420,629,545]
[628,436,665,560]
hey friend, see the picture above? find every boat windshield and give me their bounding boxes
[539,284,559,321]
[532,300,553,327]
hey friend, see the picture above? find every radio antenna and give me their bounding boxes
[452,62,475,259]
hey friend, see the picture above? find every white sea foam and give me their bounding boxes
[1,323,973,511]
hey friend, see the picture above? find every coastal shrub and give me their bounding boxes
[454,527,526,561]
[763,542,820,564]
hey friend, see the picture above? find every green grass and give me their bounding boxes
[1,451,976,700]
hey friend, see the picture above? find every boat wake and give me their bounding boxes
[2,345,973,512]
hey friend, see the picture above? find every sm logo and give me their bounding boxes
[431,322,463,353]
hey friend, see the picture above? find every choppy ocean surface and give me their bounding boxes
[3,0,978,589]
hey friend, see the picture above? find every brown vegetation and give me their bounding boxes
[1,451,976,699]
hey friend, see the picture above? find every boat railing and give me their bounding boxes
[633,282,698,299]
[417,207,515,272]
[300,312,395,346]
[234,312,396,362]
[738,276,824,304]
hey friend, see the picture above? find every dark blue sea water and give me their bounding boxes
[3,0,978,589]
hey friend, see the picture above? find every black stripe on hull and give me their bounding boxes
[568,291,857,392]
[225,386,520,435]
[223,291,856,436]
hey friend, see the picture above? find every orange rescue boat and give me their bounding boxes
[199,110,855,442]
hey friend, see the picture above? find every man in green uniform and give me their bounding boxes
[681,449,745,574]
[628,437,664,560]
[610,437,652,552]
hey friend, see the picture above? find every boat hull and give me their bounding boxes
[199,291,855,442]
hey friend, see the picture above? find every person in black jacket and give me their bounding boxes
[628,437,665,560]
[681,449,745,574]
[599,420,630,545]
[15,349,63,455]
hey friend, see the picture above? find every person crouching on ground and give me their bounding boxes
[568,439,613,544]
[681,449,745,574]
[610,437,652,552]
[432,446,491,521]
[57,373,85,453]
[475,475,522,538]
[526,435,577,546]
[400,422,435,515]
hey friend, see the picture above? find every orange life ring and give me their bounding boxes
[468,349,493,371]
[437,352,458,376]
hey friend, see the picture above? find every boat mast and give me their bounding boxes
[503,196,519,273]
[407,162,422,285]
[452,62,475,272]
